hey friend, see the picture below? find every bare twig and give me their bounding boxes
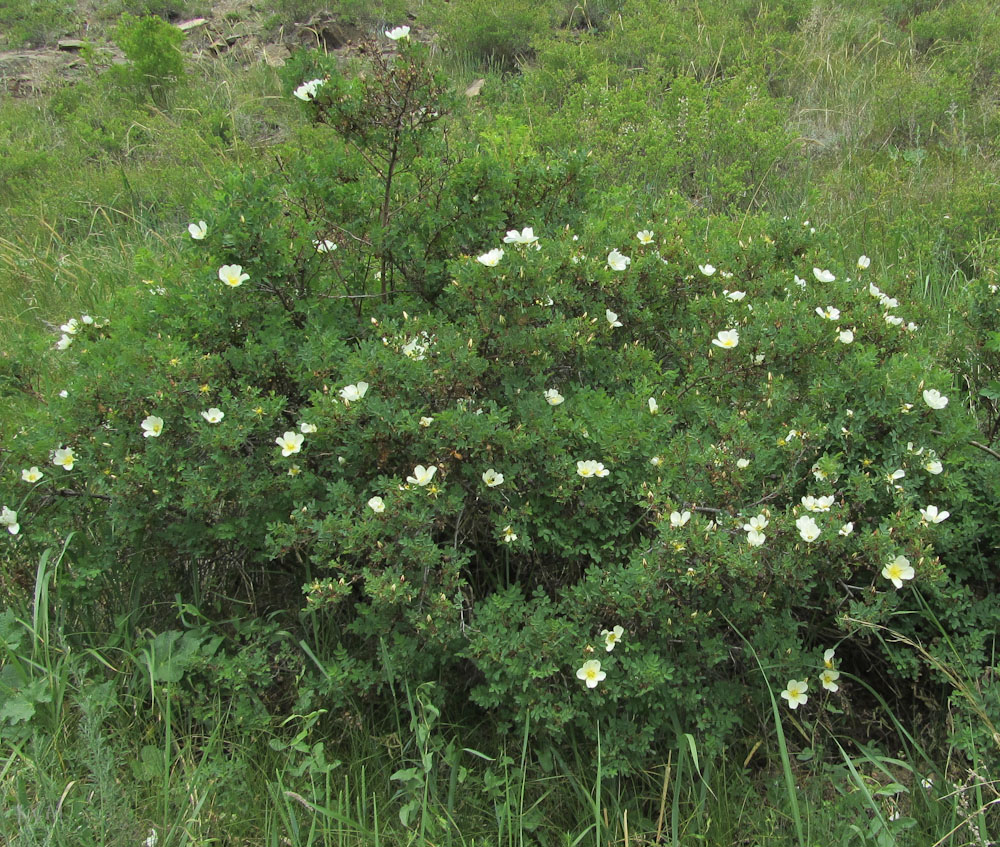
[54,488,111,501]
[969,440,1000,461]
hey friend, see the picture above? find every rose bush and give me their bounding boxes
[4,37,998,775]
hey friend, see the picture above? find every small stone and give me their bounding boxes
[262,44,290,67]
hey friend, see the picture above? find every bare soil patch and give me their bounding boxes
[0,2,373,97]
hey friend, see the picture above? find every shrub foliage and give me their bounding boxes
[4,34,999,775]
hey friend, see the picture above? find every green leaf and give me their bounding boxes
[390,767,422,783]
[874,782,908,796]
[0,694,36,724]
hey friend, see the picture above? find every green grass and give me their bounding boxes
[0,45,289,351]
[2,542,994,845]
[4,609,992,847]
